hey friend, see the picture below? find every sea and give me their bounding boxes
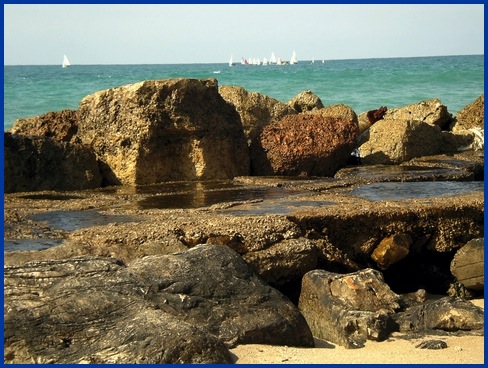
[3,54,484,131]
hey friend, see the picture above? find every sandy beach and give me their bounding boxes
[231,299,484,364]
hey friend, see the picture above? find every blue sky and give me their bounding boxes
[4,4,484,65]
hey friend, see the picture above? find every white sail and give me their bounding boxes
[290,50,298,64]
[270,52,277,64]
[62,55,71,68]
[229,55,233,66]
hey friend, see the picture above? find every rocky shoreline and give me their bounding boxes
[4,79,484,363]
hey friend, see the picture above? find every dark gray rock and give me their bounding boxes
[298,268,401,348]
[393,297,484,333]
[415,339,448,349]
[4,244,313,364]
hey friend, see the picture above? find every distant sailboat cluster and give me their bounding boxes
[230,51,299,66]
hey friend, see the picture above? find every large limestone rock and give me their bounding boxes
[359,119,443,164]
[383,98,453,129]
[4,245,314,364]
[451,95,484,133]
[77,78,250,185]
[299,269,401,348]
[4,132,102,193]
[255,113,359,176]
[287,90,324,112]
[450,238,484,291]
[9,109,79,143]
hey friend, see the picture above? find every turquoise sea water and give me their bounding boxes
[3,54,484,130]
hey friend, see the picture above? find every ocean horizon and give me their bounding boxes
[4,54,484,130]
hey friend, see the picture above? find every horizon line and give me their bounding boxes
[4,53,484,67]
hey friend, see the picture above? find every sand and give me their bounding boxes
[230,299,484,364]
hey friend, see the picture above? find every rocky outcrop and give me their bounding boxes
[359,119,443,164]
[299,269,401,348]
[383,98,453,130]
[451,95,484,133]
[218,85,296,142]
[255,113,359,176]
[450,238,484,291]
[77,78,250,185]
[4,132,102,193]
[4,245,314,364]
[9,109,79,143]
[287,90,324,112]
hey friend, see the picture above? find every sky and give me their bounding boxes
[3,4,484,65]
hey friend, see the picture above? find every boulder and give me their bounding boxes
[451,95,484,133]
[218,85,296,142]
[4,245,314,364]
[450,238,484,291]
[393,297,484,333]
[318,104,358,125]
[371,233,412,270]
[298,269,401,348]
[4,132,102,193]
[255,113,359,176]
[358,119,443,164]
[383,98,453,130]
[287,90,324,112]
[9,109,79,143]
[77,78,250,185]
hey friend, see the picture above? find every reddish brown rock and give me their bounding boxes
[255,113,359,176]
[9,109,79,143]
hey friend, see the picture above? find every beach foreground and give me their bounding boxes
[231,300,484,364]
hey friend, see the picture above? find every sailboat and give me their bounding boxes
[62,55,71,68]
[290,50,298,64]
[270,52,277,65]
[229,55,234,66]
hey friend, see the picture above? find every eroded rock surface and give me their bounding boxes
[77,78,250,185]
[4,132,102,193]
[4,245,314,364]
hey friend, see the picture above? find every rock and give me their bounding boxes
[367,106,388,124]
[450,238,484,291]
[298,268,401,348]
[357,106,387,135]
[255,113,359,176]
[393,297,484,333]
[318,104,358,125]
[77,78,250,185]
[4,245,314,364]
[287,90,324,112]
[243,237,320,286]
[359,119,443,164]
[219,85,296,142]
[9,109,79,143]
[4,132,102,193]
[415,340,448,349]
[383,98,453,130]
[451,95,484,133]
[371,233,412,270]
